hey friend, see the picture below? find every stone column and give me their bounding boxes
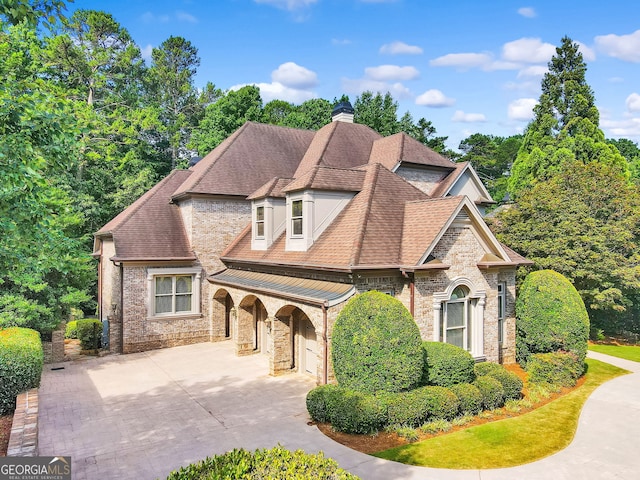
[235,306,255,356]
[269,315,292,376]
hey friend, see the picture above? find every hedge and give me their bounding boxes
[331,291,423,393]
[526,351,584,388]
[0,327,44,415]
[166,445,360,479]
[326,387,387,434]
[421,341,476,387]
[76,319,102,350]
[516,270,589,366]
[65,320,78,339]
[449,383,483,415]
[306,384,342,423]
[382,386,458,427]
[474,362,523,400]
[473,375,505,410]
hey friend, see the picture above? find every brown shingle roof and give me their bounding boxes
[369,132,456,170]
[96,170,195,261]
[172,122,315,199]
[293,121,381,178]
[282,166,366,193]
[430,161,468,198]
[247,177,293,200]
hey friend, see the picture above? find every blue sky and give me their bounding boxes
[69,0,640,150]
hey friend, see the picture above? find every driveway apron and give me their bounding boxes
[37,343,640,480]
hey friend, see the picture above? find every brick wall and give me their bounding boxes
[395,166,448,195]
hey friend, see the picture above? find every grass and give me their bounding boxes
[589,343,640,362]
[374,359,628,469]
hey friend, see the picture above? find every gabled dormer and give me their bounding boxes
[247,178,291,250]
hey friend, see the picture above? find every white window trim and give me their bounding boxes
[290,198,304,238]
[433,278,485,358]
[147,267,202,319]
[255,204,265,240]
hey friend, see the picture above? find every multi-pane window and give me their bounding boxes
[498,282,506,343]
[255,205,265,238]
[441,286,473,351]
[155,275,193,315]
[291,199,303,236]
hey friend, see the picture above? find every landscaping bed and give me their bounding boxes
[0,414,11,456]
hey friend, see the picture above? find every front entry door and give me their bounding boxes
[303,320,317,376]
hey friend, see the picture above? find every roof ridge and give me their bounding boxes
[351,163,381,266]
[318,121,339,166]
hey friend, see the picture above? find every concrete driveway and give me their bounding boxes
[38,342,640,480]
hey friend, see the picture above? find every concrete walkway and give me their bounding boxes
[38,343,640,480]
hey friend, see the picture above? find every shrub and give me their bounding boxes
[165,445,360,479]
[0,327,44,415]
[419,385,460,420]
[526,351,584,388]
[473,375,505,410]
[306,384,342,423]
[516,270,589,366]
[65,320,78,339]
[331,291,423,393]
[327,387,387,434]
[421,341,476,387]
[76,319,102,350]
[449,383,483,415]
[474,362,523,400]
[382,385,459,427]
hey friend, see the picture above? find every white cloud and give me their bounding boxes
[517,65,548,78]
[341,78,412,99]
[271,62,318,89]
[379,41,423,55]
[176,11,198,23]
[451,110,487,123]
[332,38,351,46]
[502,37,555,64]
[626,93,640,112]
[517,7,536,18]
[576,41,596,62]
[231,82,315,104]
[141,12,170,23]
[253,0,317,10]
[609,77,625,83]
[415,89,455,108]
[364,65,419,81]
[430,53,493,69]
[140,44,153,61]
[601,117,640,137]
[595,30,640,62]
[508,98,537,121]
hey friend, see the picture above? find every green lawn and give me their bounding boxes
[374,359,628,469]
[589,344,640,362]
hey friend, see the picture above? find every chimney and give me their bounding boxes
[331,101,354,123]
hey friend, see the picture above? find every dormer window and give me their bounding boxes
[255,205,265,238]
[291,199,303,236]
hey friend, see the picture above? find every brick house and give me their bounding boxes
[94,102,530,384]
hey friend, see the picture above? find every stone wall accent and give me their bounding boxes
[395,166,448,195]
[42,321,65,364]
[7,389,38,457]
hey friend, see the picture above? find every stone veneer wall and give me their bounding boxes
[42,321,65,364]
[7,389,38,456]
[395,166,449,195]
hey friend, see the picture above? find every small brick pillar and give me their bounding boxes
[7,389,39,456]
[269,315,292,376]
[42,321,65,364]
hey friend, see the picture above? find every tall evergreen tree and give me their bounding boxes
[509,36,627,196]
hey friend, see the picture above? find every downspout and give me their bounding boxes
[322,302,328,385]
[97,241,103,322]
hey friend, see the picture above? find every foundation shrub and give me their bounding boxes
[473,375,505,410]
[331,291,423,393]
[76,318,102,350]
[0,327,43,415]
[327,387,387,434]
[421,341,476,387]
[65,320,78,339]
[516,270,589,366]
[306,384,342,423]
[474,362,523,400]
[165,445,360,479]
[526,351,584,388]
[449,382,483,415]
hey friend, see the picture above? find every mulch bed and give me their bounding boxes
[0,414,12,456]
[314,363,585,454]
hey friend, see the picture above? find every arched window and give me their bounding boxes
[441,286,476,351]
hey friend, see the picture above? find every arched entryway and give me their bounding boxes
[272,305,318,378]
[237,295,269,356]
[212,289,234,341]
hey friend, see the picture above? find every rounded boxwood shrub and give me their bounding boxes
[165,445,360,479]
[449,383,483,415]
[332,291,423,393]
[516,270,589,366]
[421,341,475,387]
[327,387,387,434]
[0,327,44,415]
[526,351,584,388]
[76,318,102,350]
[306,384,342,423]
[474,362,523,400]
[382,385,459,427]
[473,375,505,410]
[65,320,78,339]
[419,385,460,420]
